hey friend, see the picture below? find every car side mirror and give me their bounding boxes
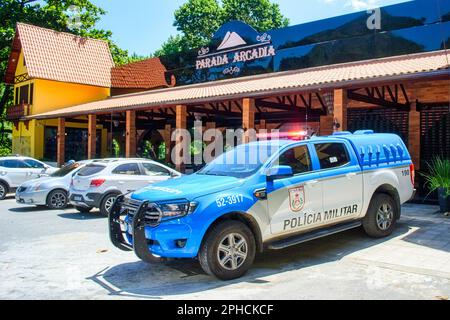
[266,165,294,181]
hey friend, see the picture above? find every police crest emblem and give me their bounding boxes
[289,186,305,212]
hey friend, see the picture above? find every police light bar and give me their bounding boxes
[257,131,308,140]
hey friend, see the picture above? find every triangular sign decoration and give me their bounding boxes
[217,31,247,50]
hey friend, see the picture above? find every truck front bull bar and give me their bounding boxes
[108,195,161,263]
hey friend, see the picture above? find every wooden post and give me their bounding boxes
[126,110,136,158]
[88,114,96,159]
[57,118,65,167]
[334,89,348,132]
[319,115,334,136]
[175,105,187,173]
[242,98,255,143]
[408,101,421,170]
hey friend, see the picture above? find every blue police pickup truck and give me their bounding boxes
[109,130,415,280]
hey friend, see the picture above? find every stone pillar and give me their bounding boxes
[334,89,348,132]
[259,120,267,131]
[164,124,172,163]
[242,98,255,143]
[408,101,421,170]
[125,110,136,158]
[319,115,334,136]
[88,114,96,159]
[205,121,216,145]
[175,105,187,173]
[57,118,65,167]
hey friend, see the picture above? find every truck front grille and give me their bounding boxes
[122,198,162,227]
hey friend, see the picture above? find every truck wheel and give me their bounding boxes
[100,193,119,216]
[199,220,256,280]
[0,181,8,200]
[46,189,68,209]
[75,206,93,213]
[363,193,398,238]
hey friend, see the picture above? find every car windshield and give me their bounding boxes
[50,163,83,177]
[197,142,282,178]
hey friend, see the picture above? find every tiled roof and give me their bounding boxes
[6,23,114,87]
[111,58,169,89]
[30,50,450,119]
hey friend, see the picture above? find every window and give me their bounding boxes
[16,161,31,169]
[112,163,141,175]
[23,159,44,169]
[277,145,312,175]
[29,83,34,105]
[15,88,19,105]
[78,164,106,177]
[19,85,29,104]
[315,143,350,169]
[142,163,170,176]
[1,160,19,168]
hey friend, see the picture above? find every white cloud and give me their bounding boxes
[317,0,382,11]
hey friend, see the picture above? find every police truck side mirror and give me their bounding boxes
[266,165,294,181]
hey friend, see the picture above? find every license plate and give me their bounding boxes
[73,195,82,202]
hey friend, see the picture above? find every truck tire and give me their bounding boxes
[0,181,8,200]
[363,193,398,238]
[100,193,119,216]
[75,206,93,213]
[46,189,68,209]
[199,220,256,280]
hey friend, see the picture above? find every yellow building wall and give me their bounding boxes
[12,50,111,161]
[32,79,109,115]
[12,120,108,160]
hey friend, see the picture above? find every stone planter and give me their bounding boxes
[438,188,450,213]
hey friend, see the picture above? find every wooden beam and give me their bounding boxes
[175,105,187,173]
[87,114,96,159]
[334,89,348,131]
[125,110,136,158]
[242,98,255,143]
[57,118,65,167]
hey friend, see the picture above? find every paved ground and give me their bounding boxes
[0,196,449,300]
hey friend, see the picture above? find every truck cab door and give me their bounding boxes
[267,144,324,236]
[313,142,363,224]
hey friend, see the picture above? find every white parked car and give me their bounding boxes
[69,158,181,215]
[0,156,58,200]
[16,161,91,209]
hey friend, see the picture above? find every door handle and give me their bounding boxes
[118,181,125,184]
[346,173,357,179]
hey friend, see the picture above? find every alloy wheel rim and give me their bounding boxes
[376,203,393,231]
[0,185,5,198]
[105,196,116,213]
[50,192,66,208]
[217,233,248,271]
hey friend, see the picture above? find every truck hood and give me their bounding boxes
[131,174,245,202]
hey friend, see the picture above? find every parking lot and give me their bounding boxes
[0,196,449,300]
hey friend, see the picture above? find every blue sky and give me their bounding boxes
[91,0,411,56]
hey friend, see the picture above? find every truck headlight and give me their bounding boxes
[158,201,198,220]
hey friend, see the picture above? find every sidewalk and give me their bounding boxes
[343,204,450,279]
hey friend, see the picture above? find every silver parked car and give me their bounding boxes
[69,158,181,215]
[16,161,90,209]
[0,156,58,200]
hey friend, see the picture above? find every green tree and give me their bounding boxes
[222,0,289,32]
[0,0,135,153]
[155,0,289,57]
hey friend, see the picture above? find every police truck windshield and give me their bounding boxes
[198,142,283,178]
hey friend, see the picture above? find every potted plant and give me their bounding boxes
[422,157,450,214]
